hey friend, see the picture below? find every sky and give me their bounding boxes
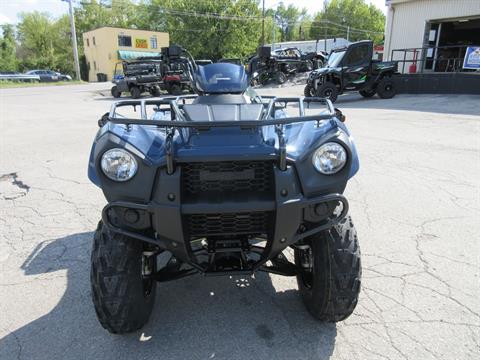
[0,0,387,25]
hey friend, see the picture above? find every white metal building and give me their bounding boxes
[384,0,480,72]
[271,38,350,54]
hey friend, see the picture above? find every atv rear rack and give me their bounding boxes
[107,95,336,172]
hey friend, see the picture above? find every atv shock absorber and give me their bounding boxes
[275,124,287,171]
[165,128,175,174]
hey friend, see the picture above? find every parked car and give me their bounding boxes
[0,71,40,82]
[26,70,72,82]
[304,40,398,102]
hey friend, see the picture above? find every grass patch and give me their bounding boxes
[0,80,86,88]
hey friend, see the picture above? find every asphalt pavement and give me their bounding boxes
[1,83,479,360]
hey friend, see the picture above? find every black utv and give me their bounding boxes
[273,47,327,71]
[304,40,398,102]
[111,59,163,99]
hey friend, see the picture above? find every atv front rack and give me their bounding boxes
[107,95,336,172]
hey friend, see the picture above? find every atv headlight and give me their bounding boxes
[312,142,347,174]
[101,148,138,182]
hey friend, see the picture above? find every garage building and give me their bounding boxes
[83,27,169,82]
[384,0,480,73]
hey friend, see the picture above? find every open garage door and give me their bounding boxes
[423,17,480,72]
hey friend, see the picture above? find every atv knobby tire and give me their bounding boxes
[130,86,142,99]
[150,86,161,97]
[304,84,315,97]
[359,89,376,98]
[376,77,396,99]
[304,60,314,71]
[169,83,182,95]
[91,222,156,334]
[295,216,361,321]
[276,72,287,84]
[111,86,121,98]
[315,81,339,103]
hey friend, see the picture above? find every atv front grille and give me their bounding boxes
[182,161,274,197]
[186,212,271,237]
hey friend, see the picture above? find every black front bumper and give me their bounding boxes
[102,165,348,274]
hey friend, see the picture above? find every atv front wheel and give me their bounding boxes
[130,86,142,99]
[111,86,121,98]
[91,221,156,334]
[305,60,314,71]
[304,84,315,97]
[169,83,182,95]
[276,72,287,84]
[315,81,338,103]
[359,89,376,98]
[150,86,161,97]
[376,77,396,99]
[294,216,361,321]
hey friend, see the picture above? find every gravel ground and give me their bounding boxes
[1,83,479,360]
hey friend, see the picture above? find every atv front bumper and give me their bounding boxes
[101,165,348,275]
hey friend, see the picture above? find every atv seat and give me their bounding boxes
[182,103,264,122]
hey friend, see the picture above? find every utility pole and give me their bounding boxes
[271,13,275,49]
[261,0,265,45]
[347,26,350,41]
[324,23,327,53]
[64,0,81,80]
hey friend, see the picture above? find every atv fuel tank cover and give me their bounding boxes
[194,63,248,94]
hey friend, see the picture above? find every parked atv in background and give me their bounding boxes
[305,40,398,102]
[250,57,290,85]
[111,59,163,99]
[248,46,294,86]
[88,45,362,334]
[160,46,195,95]
[273,47,327,71]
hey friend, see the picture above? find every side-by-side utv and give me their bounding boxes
[305,40,398,102]
[111,59,163,99]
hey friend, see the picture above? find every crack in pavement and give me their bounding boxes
[0,173,30,200]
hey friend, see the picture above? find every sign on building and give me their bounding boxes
[463,47,480,70]
[135,38,148,49]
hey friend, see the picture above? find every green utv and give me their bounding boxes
[304,40,399,103]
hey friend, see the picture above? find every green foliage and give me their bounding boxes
[0,25,17,71]
[8,0,385,75]
[274,2,309,42]
[16,12,74,73]
[137,0,262,60]
[310,0,385,44]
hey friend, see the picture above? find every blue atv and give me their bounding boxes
[88,48,361,334]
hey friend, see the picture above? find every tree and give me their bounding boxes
[17,12,57,70]
[74,0,139,40]
[16,12,74,73]
[309,0,385,44]
[137,0,262,60]
[274,2,308,42]
[0,25,17,71]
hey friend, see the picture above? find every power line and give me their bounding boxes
[157,7,262,21]
[157,7,382,35]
